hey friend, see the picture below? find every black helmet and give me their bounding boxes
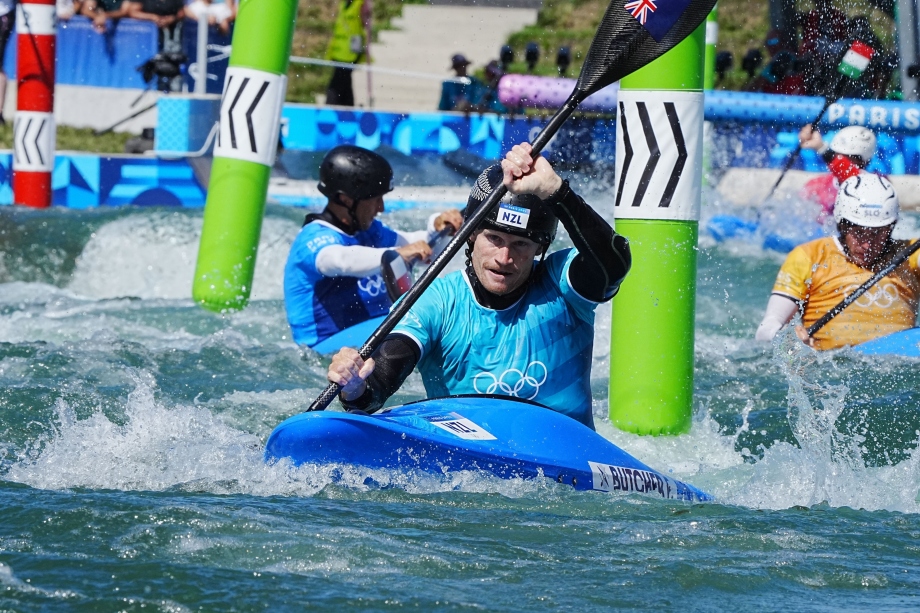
[463,165,558,246]
[317,145,394,202]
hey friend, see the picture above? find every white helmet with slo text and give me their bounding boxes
[834,174,899,228]
[829,126,877,164]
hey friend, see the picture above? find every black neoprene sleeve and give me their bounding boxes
[339,334,420,413]
[545,181,631,302]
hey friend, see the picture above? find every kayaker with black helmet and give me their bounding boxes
[284,144,462,349]
[327,142,632,429]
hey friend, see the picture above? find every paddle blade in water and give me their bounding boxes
[575,0,718,100]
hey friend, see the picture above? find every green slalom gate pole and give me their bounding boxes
[609,23,705,435]
[702,5,717,185]
[193,0,296,312]
[703,5,717,90]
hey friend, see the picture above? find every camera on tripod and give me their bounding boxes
[138,52,189,85]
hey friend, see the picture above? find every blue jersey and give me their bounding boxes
[284,219,399,347]
[393,249,599,428]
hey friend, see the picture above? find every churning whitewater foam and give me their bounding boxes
[5,361,920,513]
[67,213,298,300]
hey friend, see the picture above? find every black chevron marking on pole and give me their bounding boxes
[34,118,45,166]
[22,119,33,165]
[615,101,632,209]
[246,81,270,154]
[631,102,659,207]
[217,75,233,148]
[228,77,250,150]
[659,102,686,208]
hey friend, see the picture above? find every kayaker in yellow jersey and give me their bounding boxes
[756,174,920,350]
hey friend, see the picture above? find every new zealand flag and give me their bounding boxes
[624,0,694,42]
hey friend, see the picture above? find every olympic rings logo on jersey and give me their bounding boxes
[357,274,386,297]
[844,282,900,308]
[473,361,548,400]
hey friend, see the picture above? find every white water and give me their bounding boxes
[3,204,920,513]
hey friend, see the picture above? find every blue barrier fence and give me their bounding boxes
[278,101,920,176]
[0,153,205,208]
[4,89,920,208]
[1,16,229,91]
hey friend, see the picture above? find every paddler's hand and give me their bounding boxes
[501,142,563,201]
[395,240,433,264]
[799,125,824,151]
[795,324,817,348]
[434,208,463,234]
[328,348,375,400]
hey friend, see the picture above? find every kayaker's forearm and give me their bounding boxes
[339,334,420,413]
[547,181,631,301]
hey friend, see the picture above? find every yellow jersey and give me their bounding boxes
[772,236,920,350]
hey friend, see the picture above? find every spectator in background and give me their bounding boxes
[126,0,185,90]
[743,29,804,95]
[58,0,85,20]
[0,0,12,125]
[126,0,185,36]
[439,54,480,112]
[796,0,848,95]
[325,0,369,107]
[81,0,129,33]
[473,60,509,114]
[185,0,235,35]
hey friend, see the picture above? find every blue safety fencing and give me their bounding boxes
[0,153,206,207]
[278,100,920,176]
[1,16,229,91]
[280,105,618,169]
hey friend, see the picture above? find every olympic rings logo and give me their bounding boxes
[358,274,386,297]
[844,282,900,309]
[473,361,548,400]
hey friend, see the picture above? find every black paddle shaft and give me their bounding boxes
[807,240,920,337]
[306,0,718,413]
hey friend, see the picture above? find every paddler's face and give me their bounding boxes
[841,222,893,268]
[471,229,542,295]
[354,195,385,231]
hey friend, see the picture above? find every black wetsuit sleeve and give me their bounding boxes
[339,333,421,414]
[545,180,632,302]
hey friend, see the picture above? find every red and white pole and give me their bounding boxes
[13,0,56,208]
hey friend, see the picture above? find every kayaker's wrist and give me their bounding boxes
[340,383,372,412]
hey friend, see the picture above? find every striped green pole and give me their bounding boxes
[192,0,296,312]
[609,23,705,435]
[702,5,717,185]
[703,5,718,90]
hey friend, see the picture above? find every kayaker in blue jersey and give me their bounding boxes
[326,142,632,429]
[284,145,462,348]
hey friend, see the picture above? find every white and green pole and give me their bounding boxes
[609,23,705,435]
[703,4,717,90]
[193,0,295,312]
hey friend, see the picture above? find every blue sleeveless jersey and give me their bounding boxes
[393,249,599,429]
[284,220,399,347]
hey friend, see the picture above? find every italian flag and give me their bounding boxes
[837,41,875,79]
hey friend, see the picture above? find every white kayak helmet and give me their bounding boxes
[834,174,899,228]
[829,126,877,164]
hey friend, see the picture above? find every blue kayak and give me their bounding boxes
[853,328,920,357]
[707,214,825,253]
[310,316,386,355]
[265,395,712,502]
